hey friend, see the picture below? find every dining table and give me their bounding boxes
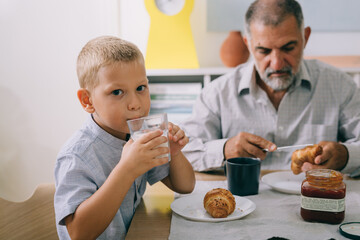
[126,170,360,240]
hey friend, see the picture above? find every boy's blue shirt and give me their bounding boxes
[54,115,170,239]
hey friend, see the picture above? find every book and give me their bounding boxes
[149,83,202,124]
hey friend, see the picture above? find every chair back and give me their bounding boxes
[0,183,58,240]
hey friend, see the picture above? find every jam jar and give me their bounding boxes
[301,169,346,224]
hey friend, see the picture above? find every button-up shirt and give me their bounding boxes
[180,60,360,173]
[54,115,169,239]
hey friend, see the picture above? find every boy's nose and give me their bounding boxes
[127,95,141,111]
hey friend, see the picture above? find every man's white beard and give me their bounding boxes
[255,64,295,91]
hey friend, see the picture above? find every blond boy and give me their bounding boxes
[54,36,195,239]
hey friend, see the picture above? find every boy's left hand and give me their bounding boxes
[168,122,188,156]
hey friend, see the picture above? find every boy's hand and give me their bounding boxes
[168,122,189,157]
[121,130,169,178]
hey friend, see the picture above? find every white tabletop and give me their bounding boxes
[169,179,360,240]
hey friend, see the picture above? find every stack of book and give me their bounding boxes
[149,83,202,124]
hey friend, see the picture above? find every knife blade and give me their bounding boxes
[263,144,313,152]
[349,167,360,178]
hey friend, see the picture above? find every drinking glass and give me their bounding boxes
[127,113,170,161]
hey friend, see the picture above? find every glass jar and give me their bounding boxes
[301,169,346,224]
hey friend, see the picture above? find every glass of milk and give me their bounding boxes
[127,113,170,161]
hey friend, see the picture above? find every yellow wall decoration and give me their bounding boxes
[144,0,199,69]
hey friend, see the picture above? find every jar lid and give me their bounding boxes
[339,222,360,240]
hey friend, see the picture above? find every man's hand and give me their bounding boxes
[224,132,276,160]
[301,141,348,172]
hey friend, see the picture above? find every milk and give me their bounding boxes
[132,129,170,161]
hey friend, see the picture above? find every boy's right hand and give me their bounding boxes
[120,129,169,178]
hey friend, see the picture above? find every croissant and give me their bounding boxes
[203,188,236,218]
[291,144,323,175]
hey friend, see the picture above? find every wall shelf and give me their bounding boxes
[305,56,360,86]
[147,56,360,87]
[147,67,233,87]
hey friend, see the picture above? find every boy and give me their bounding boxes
[54,36,195,239]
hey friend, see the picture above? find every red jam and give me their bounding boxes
[301,169,346,224]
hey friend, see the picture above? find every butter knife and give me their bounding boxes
[349,167,360,178]
[263,144,313,152]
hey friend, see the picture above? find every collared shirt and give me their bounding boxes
[180,60,360,173]
[54,115,169,240]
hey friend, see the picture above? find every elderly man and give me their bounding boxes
[181,0,360,175]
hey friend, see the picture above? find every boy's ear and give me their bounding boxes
[77,88,95,113]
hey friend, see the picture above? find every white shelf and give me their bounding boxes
[146,65,360,87]
[146,67,234,87]
[146,67,233,76]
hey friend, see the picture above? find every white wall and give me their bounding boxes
[1,0,360,201]
[121,0,360,67]
[0,0,119,201]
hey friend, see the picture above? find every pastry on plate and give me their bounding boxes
[203,188,236,218]
[291,144,323,175]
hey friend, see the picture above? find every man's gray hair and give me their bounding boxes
[244,0,304,38]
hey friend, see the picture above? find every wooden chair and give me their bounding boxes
[0,183,58,240]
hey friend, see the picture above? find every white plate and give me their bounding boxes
[261,171,305,195]
[170,194,256,222]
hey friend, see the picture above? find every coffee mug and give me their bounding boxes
[226,157,261,196]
